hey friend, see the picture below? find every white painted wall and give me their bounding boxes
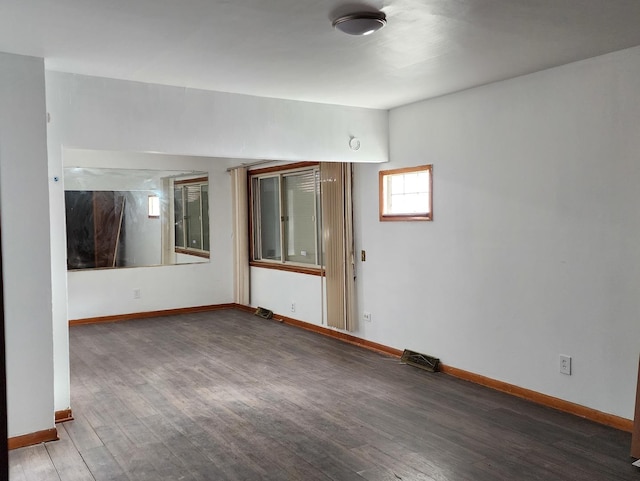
[250,267,325,326]
[46,72,388,413]
[354,46,640,420]
[46,72,389,164]
[175,252,206,264]
[250,46,640,421]
[0,52,55,437]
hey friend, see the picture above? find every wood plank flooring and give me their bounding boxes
[9,309,640,480]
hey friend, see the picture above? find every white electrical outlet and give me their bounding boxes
[560,355,572,375]
[363,312,372,322]
[133,288,141,299]
[290,302,296,312]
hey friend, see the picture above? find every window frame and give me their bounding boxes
[379,164,433,222]
[174,176,210,259]
[249,162,323,276]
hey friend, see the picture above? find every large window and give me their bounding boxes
[379,164,433,221]
[174,177,210,258]
[251,164,321,271]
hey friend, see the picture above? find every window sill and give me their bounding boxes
[250,261,324,276]
[175,248,210,259]
[380,214,432,222]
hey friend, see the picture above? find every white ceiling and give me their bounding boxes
[1,0,640,109]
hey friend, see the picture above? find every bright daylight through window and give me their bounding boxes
[148,195,160,218]
[379,164,433,221]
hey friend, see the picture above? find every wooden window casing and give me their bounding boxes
[249,162,323,276]
[379,164,433,222]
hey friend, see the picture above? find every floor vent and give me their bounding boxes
[401,349,440,372]
[254,307,273,319]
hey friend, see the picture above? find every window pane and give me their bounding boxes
[283,171,317,265]
[202,184,210,251]
[414,192,430,212]
[390,173,404,193]
[258,177,281,260]
[174,186,184,248]
[185,185,202,250]
[404,173,421,193]
[416,171,429,187]
[390,193,408,213]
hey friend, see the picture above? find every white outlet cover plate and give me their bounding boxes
[560,355,572,375]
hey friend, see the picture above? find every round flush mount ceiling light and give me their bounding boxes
[332,11,387,36]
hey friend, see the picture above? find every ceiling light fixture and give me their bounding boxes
[332,11,387,36]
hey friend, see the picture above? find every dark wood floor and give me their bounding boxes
[9,309,639,480]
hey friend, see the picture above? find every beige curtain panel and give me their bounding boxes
[320,162,355,331]
[231,167,250,305]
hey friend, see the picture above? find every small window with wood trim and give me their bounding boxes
[379,164,433,221]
